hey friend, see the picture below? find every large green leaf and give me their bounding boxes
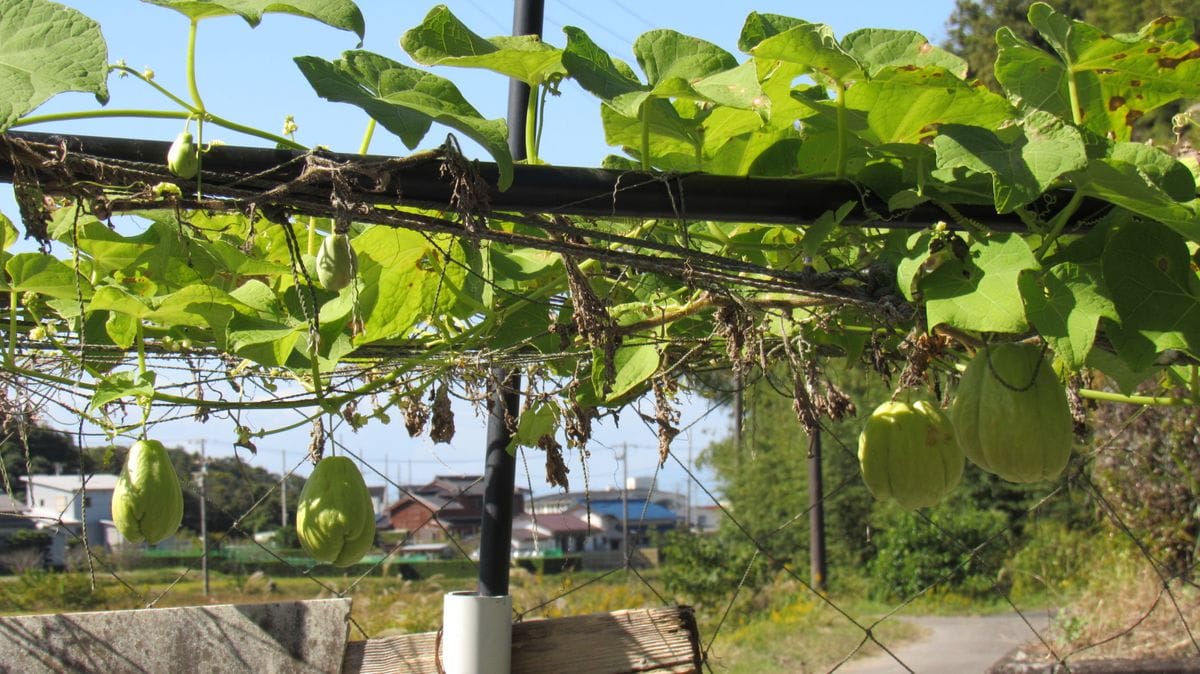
[593,341,661,403]
[752,22,862,83]
[506,401,559,453]
[295,51,513,190]
[998,3,1200,141]
[0,0,108,132]
[352,227,464,344]
[635,29,738,88]
[919,233,1039,333]
[141,0,364,40]
[844,67,1015,145]
[1101,220,1200,368]
[1075,159,1200,242]
[934,111,1088,213]
[561,26,643,102]
[6,253,91,300]
[1019,262,1115,370]
[840,28,967,77]
[402,5,564,86]
[89,370,155,411]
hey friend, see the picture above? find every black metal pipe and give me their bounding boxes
[0,130,1111,232]
[477,0,543,600]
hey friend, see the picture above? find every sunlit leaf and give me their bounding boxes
[140,0,364,41]
[0,0,109,131]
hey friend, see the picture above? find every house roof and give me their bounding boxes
[585,500,679,523]
[514,513,595,534]
[21,474,121,492]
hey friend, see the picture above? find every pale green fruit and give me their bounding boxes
[112,439,184,544]
[167,132,199,179]
[315,233,358,291]
[858,395,964,510]
[296,456,375,567]
[952,343,1073,483]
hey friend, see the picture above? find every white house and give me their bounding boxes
[21,474,124,565]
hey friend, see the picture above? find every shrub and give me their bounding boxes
[659,528,767,608]
[868,502,1010,600]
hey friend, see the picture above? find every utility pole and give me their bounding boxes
[808,430,828,591]
[686,433,693,531]
[198,438,209,597]
[280,450,287,529]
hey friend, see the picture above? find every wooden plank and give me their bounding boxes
[343,606,701,674]
[0,598,351,674]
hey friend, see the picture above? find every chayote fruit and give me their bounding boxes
[858,394,964,510]
[167,131,199,179]
[952,342,1073,483]
[315,232,358,291]
[112,439,184,545]
[296,456,375,567]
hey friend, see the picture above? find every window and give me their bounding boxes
[83,496,92,507]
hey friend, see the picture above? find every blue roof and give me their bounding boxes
[585,500,678,522]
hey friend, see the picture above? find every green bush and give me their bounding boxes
[0,569,107,611]
[659,529,767,608]
[868,502,1010,600]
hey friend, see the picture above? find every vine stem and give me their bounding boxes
[525,84,540,163]
[186,19,205,113]
[1066,67,1084,127]
[6,288,15,366]
[1077,388,1198,407]
[640,103,651,172]
[357,118,377,155]
[834,80,847,180]
[1035,191,1085,260]
[12,109,307,150]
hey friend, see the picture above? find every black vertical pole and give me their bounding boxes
[808,430,828,591]
[477,0,544,599]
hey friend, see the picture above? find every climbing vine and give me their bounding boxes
[0,0,1199,474]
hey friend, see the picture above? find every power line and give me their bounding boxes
[552,4,636,49]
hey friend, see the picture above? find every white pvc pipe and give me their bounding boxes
[441,591,512,674]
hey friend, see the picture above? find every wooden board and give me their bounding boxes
[342,606,701,674]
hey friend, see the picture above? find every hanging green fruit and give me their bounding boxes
[315,232,358,291]
[112,439,184,545]
[858,394,964,509]
[951,342,1073,483]
[166,132,199,179]
[295,456,375,567]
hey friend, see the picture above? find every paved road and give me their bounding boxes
[838,611,1052,674]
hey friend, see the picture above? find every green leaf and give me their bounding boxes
[920,233,1039,333]
[1075,159,1200,242]
[295,51,513,190]
[89,285,152,318]
[6,253,90,300]
[737,12,809,52]
[140,0,364,40]
[506,401,558,453]
[594,342,661,403]
[352,227,462,344]
[0,212,16,251]
[934,111,1088,213]
[227,316,302,367]
[1018,262,1115,370]
[562,26,644,102]
[844,67,1015,146]
[752,22,863,84]
[840,28,967,78]
[402,5,564,87]
[104,312,139,349]
[1101,219,1200,369]
[1085,347,1156,395]
[1000,3,1200,141]
[0,0,109,131]
[1107,142,1196,202]
[635,29,738,88]
[89,370,155,411]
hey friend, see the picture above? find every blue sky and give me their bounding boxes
[4,1,957,504]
